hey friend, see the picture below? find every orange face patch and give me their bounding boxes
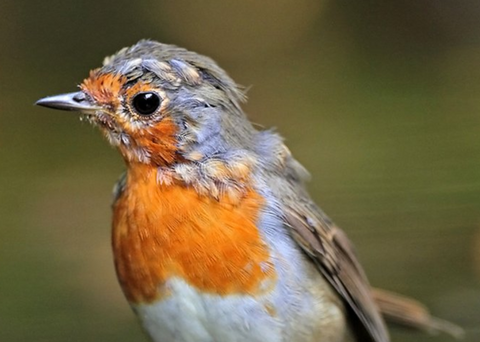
[118,116,179,166]
[112,164,276,304]
[81,71,178,166]
[80,70,126,108]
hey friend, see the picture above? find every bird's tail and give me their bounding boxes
[372,288,464,339]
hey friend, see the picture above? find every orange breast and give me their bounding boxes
[112,164,276,304]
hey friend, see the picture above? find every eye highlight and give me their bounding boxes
[131,92,161,116]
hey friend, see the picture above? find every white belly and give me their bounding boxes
[132,274,348,342]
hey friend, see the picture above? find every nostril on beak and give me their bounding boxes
[73,92,87,103]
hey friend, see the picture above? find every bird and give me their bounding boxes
[36,40,463,342]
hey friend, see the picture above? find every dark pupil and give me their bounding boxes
[132,92,160,115]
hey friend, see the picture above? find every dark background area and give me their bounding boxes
[1,1,479,341]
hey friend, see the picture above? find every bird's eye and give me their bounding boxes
[131,92,161,116]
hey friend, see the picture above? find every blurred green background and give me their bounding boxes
[1,1,479,341]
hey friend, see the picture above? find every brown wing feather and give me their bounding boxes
[284,200,389,342]
[372,288,464,339]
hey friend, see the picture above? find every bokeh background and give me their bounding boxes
[1,1,479,341]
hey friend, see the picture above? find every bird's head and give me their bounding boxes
[37,40,255,167]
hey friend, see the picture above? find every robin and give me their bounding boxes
[37,40,463,342]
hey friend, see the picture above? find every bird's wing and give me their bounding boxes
[372,288,464,339]
[283,199,389,342]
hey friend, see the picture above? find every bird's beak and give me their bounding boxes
[36,91,100,113]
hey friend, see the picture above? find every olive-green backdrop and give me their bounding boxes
[1,1,479,341]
